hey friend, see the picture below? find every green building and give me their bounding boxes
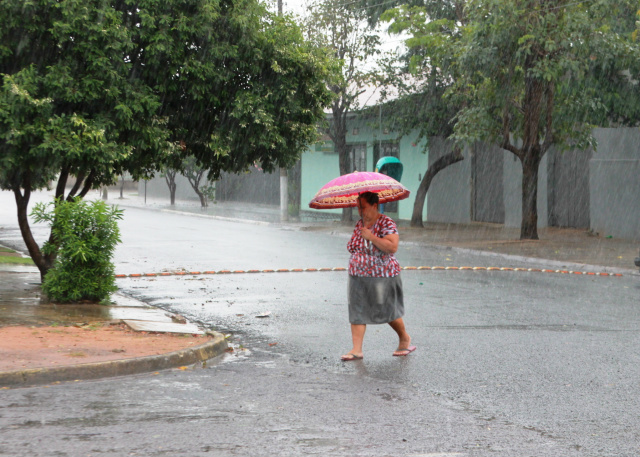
[300,114,428,222]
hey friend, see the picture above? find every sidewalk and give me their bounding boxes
[1,192,638,388]
[0,268,228,387]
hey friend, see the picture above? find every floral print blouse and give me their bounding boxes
[347,214,401,277]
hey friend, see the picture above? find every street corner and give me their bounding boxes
[0,322,228,389]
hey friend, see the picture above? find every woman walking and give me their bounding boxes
[341,191,415,361]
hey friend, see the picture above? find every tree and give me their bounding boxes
[353,0,469,226]
[0,0,164,281]
[450,0,640,239]
[305,0,383,223]
[377,0,467,226]
[0,0,334,282]
[183,157,210,208]
[163,168,178,206]
[382,0,640,238]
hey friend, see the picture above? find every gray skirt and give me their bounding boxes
[348,275,404,325]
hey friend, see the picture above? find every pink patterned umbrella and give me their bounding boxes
[309,171,410,209]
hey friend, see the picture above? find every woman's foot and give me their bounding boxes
[393,335,414,356]
[393,346,416,356]
[341,352,363,361]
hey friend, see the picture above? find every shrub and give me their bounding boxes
[31,198,123,302]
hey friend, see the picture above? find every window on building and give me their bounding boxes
[348,143,367,172]
[373,141,400,167]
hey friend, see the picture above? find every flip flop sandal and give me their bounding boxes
[393,345,417,357]
[341,353,363,361]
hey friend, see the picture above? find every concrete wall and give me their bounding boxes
[138,174,205,203]
[138,125,639,241]
[301,139,342,218]
[426,137,471,224]
[426,128,639,240]
[590,128,640,240]
[425,139,551,228]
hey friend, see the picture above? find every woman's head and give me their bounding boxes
[357,192,379,218]
[358,191,379,206]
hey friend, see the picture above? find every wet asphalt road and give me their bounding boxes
[1,203,640,456]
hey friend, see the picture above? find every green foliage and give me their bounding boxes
[0,0,334,191]
[201,184,217,204]
[381,0,640,150]
[31,199,123,303]
[371,2,465,143]
[137,0,336,178]
[0,0,164,193]
[450,0,640,150]
[0,0,334,276]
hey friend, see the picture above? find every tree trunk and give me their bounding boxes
[334,132,353,223]
[410,146,464,227]
[78,170,95,198]
[13,188,52,282]
[519,67,546,240]
[196,190,207,208]
[330,100,353,224]
[170,185,176,205]
[186,172,207,207]
[165,170,177,205]
[67,170,86,200]
[520,151,541,240]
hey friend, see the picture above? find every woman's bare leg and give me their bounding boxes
[388,317,411,351]
[342,324,366,359]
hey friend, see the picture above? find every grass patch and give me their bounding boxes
[0,247,35,265]
[0,255,35,265]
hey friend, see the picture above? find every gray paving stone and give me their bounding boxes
[123,320,204,334]
[109,308,173,322]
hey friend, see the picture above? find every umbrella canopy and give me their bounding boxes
[309,171,410,209]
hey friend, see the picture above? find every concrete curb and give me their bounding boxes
[0,331,228,388]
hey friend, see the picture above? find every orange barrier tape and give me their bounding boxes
[114,267,623,278]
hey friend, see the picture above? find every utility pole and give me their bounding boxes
[278,0,288,222]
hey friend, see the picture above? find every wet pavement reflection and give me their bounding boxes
[0,271,114,327]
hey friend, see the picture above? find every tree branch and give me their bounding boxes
[55,167,69,200]
[411,145,464,227]
[78,170,96,198]
[500,111,520,157]
[67,170,86,200]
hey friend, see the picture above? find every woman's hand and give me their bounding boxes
[360,226,374,242]
[360,228,399,254]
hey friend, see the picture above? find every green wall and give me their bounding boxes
[301,117,429,221]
